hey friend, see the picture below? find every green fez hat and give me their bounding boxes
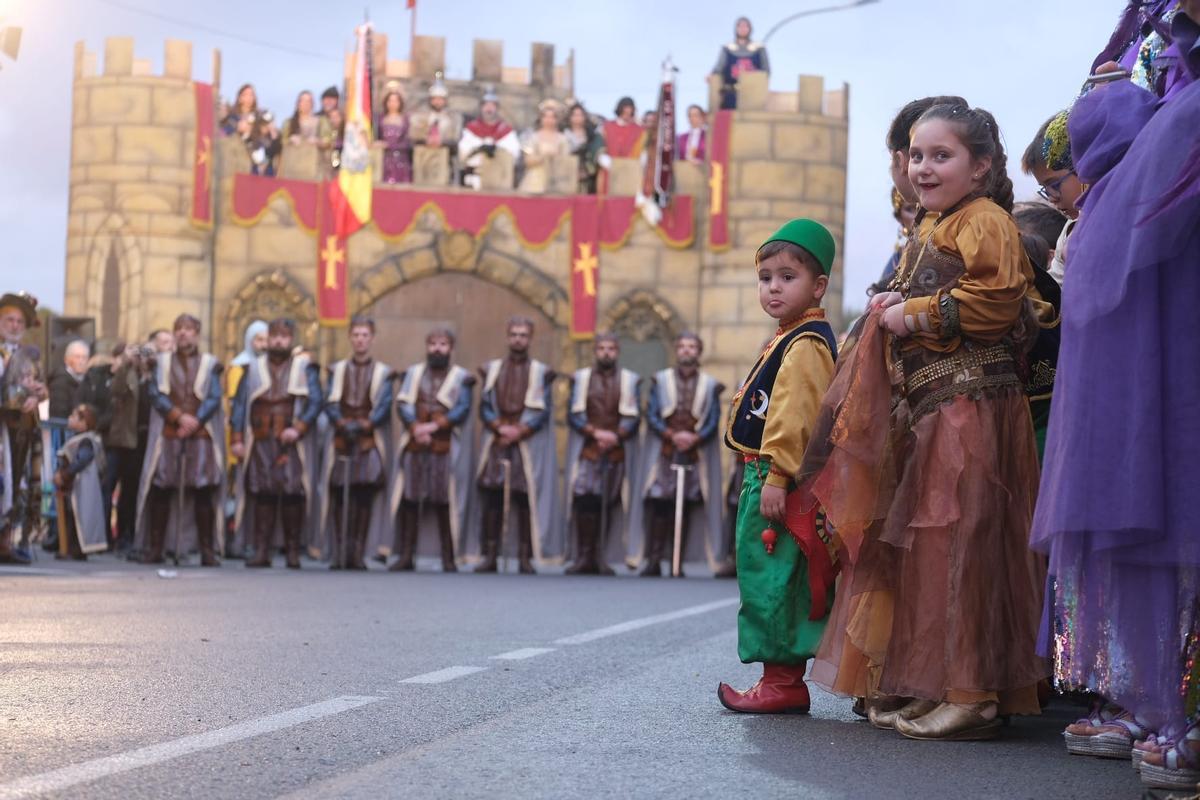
[758,218,836,275]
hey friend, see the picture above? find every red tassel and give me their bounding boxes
[761,527,777,555]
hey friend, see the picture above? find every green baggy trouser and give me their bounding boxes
[735,462,832,665]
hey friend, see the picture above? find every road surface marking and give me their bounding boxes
[0,566,70,576]
[553,597,739,645]
[399,665,488,684]
[490,647,556,661]
[0,695,380,800]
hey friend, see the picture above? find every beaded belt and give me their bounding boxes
[905,344,1013,394]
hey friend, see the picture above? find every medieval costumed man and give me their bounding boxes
[135,314,226,566]
[474,316,557,574]
[389,329,475,573]
[318,317,394,570]
[409,74,462,153]
[711,17,770,110]
[563,334,640,575]
[458,88,520,190]
[631,333,724,577]
[597,97,644,194]
[0,292,46,565]
[229,318,322,569]
[53,404,108,561]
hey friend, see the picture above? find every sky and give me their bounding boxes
[0,0,1122,316]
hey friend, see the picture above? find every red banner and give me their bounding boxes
[317,183,349,326]
[570,197,601,340]
[190,82,214,229]
[707,110,732,251]
[230,175,696,334]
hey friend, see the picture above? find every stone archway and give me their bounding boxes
[352,234,573,375]
[602,289,686,383]
[83,213,143,343]
[223,270,319,362]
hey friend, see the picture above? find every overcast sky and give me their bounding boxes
[1,0,1120,315]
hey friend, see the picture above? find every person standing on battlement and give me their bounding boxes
[712,17,770,110]
[459,88,520,190]
[410,73,461,182]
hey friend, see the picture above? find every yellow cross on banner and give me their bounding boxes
[573,242,598,297]
[320,235,346,289]
[708,162,724,217]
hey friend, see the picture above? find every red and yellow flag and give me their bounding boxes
[328,24,373,238]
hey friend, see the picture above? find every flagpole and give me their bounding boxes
[409,0,417,64]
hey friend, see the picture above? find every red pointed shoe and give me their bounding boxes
[717,664,811,714]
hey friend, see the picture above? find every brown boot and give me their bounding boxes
[516,498,536,575]
[436,504,457,572]
[389,502,417,572]
[474,493,501,573]
[566,506,598,575]
[194,489,219,567]
[347,501,370,570]
[639,508,668,577]
[281,498,303,569]
[594,502,616,576]
[246,496,273,568]
[142,489,170,564]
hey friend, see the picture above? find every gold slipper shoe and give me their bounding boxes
[869,698,937,731]
[895,702,1002,741]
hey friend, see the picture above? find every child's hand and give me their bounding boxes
[759,483,787,523]
[879,303,911,337]
[869,291,903,312]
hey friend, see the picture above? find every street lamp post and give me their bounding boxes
[762,0,881,44]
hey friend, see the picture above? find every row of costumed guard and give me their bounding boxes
[126,316,728,574]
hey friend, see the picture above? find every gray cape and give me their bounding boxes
[466,358,560,564]
[134,352,227,559]
[316,359,396,562]
[230,354,321,552]
[627,368,724,571]
[389,362,475,562]
[564,366,640,566]
[61,431,108,554]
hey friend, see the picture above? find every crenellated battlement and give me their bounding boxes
[62,33,850,399]
[73,37,220,84]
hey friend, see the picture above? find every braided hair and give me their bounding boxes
[917,104,1014,213]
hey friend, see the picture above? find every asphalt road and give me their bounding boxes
[0,556,1148,799]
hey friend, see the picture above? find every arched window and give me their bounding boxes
[101,241,121,340]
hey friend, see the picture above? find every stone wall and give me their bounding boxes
[64,38,216,346]
[64,36,850,401]
[695,71,849,397]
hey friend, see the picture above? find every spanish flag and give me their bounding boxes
[328,24,373,236]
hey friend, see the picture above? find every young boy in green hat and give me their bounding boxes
[718,218,839,714]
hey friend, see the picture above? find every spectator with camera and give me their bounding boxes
[221,83,281,177]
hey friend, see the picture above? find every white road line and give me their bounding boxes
[0,695,380,800]
[553,597,739,645]
[490,647,556,661]
[399,665,488,684]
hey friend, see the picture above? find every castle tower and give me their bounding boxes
[695,71,849,394]
[64,38,218,346]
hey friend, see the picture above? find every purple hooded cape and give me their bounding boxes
[1030,53,1200,734]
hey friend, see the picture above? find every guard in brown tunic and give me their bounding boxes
[630,332,724,577]
[389,329,475,572]
[563,333,640,575]
[135,314,226,566]
[318,316,393,570]
[229,319,323,568]
[474,316,557,574]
